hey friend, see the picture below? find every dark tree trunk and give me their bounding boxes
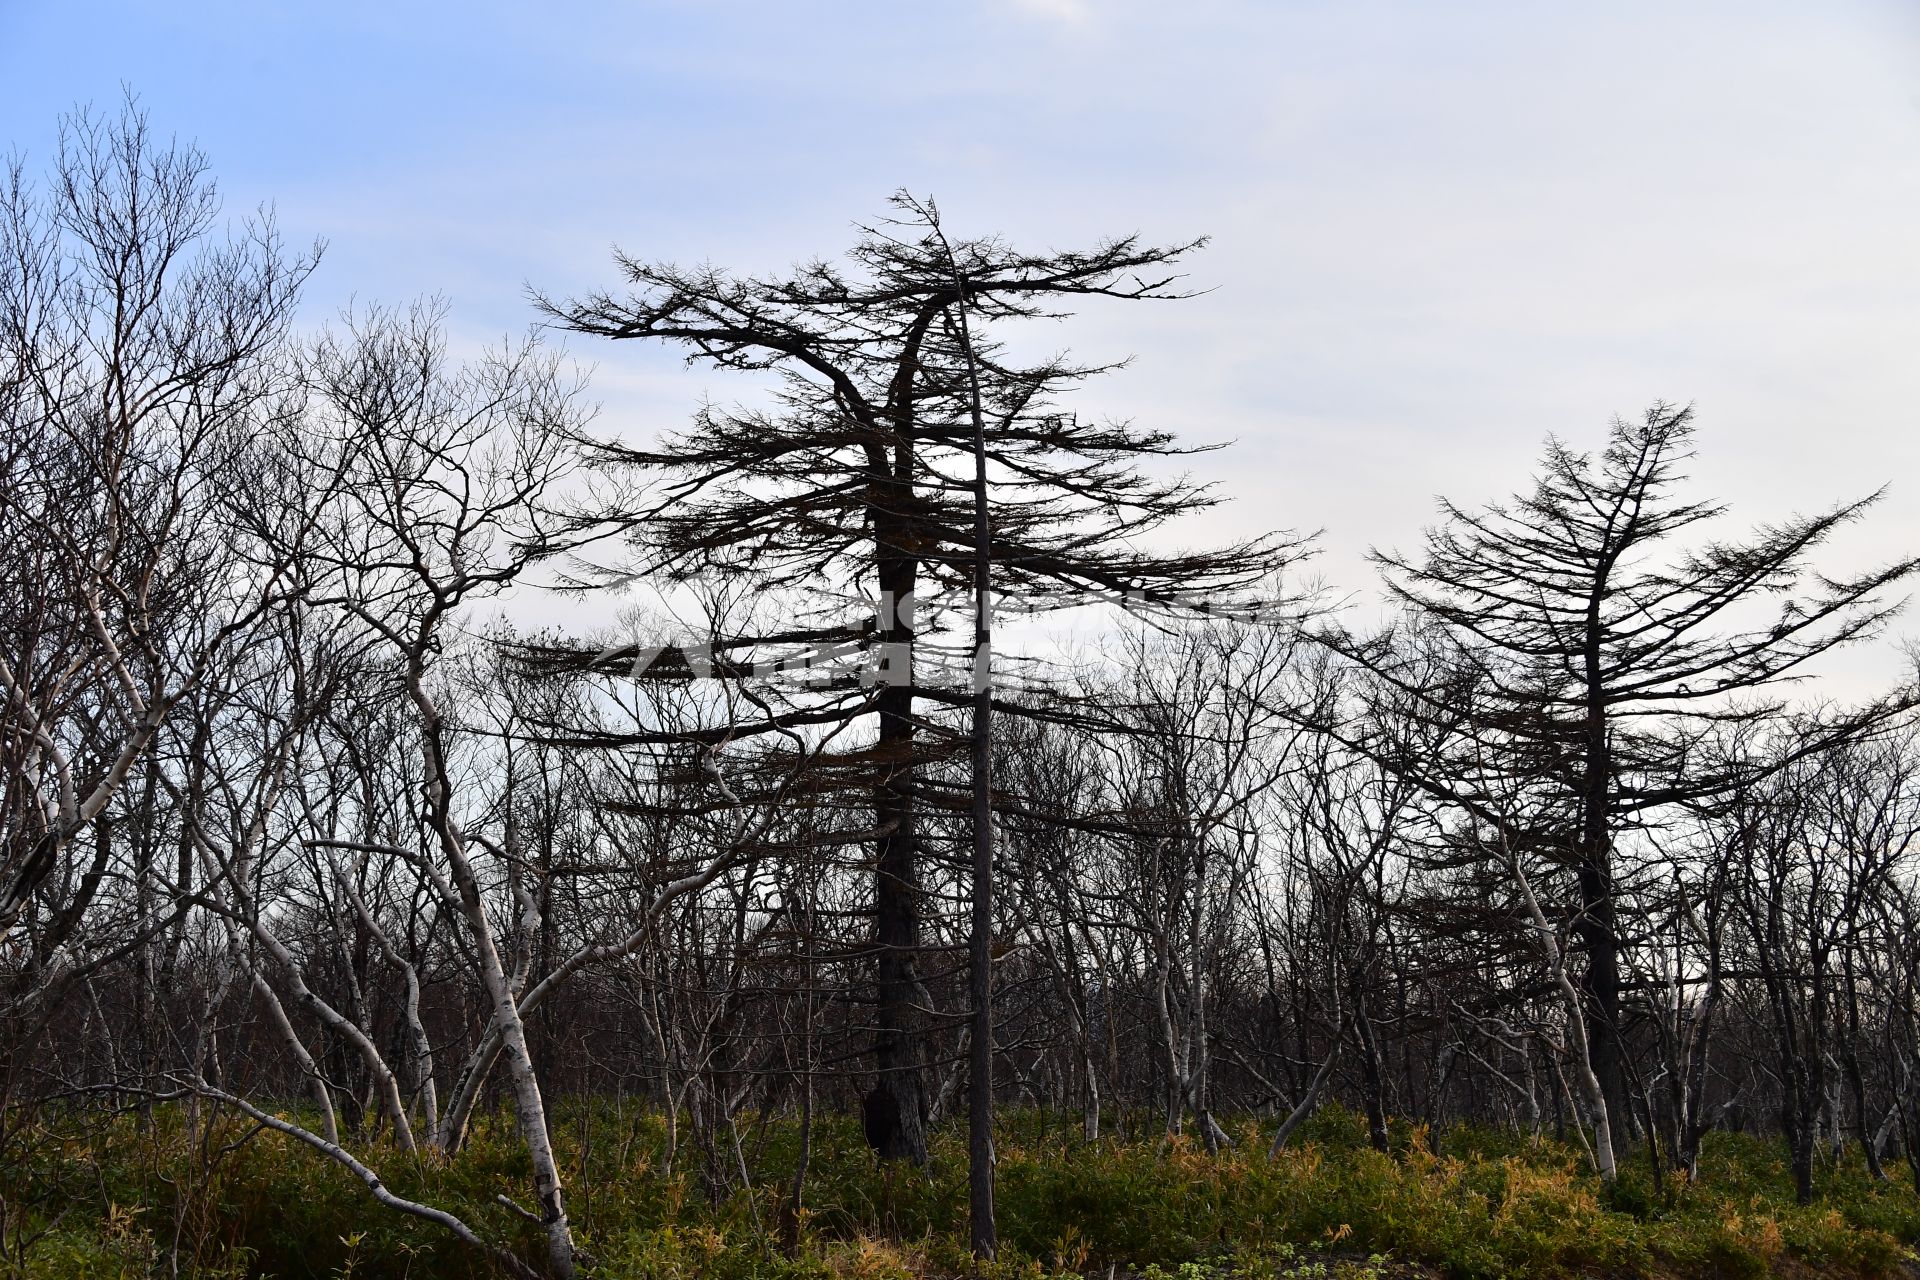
[865,550,929,1165]
[1578,625,1630,1131]
[1354,986,1390,1153]
[1575,860,1628,1129]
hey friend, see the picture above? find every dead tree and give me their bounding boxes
[1356,403,1917,1135]
[534,196,1307,1162]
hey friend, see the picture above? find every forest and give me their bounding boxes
[7,104,1920,1280]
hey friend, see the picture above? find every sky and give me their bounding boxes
[5,0,1919,693]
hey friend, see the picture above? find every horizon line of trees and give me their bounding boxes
[6,101,1920,1277]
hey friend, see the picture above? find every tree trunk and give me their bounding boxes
[864,584,929,1164]
[414,675,576,1278]
[1354,988,1391,1153]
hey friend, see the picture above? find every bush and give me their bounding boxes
[3,1103,1917,1278]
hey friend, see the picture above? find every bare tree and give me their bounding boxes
[1356,403,1918,1135]
[533,197,1308,1163]
[0,98,318,951]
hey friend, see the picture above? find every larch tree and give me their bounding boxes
[1358,402,1918,1157]
[533,195,1307,1163]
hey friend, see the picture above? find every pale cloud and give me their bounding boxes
[1003,0,1096,24]
[4,0,1916,698]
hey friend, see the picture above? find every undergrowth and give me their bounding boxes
[3,1103,1916,1279]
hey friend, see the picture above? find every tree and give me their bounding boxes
[534,196,1307,1162]
[1358,403,1918,1153]
[1094,622,1302,1149]
[0,98,318,952]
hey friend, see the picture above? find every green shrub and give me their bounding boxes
[5,1102,1919,1278]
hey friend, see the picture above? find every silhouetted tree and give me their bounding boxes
[1360,403,1917,1140]
[534,196,1307,1161]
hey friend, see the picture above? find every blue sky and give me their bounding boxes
[6,0,1919,687]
